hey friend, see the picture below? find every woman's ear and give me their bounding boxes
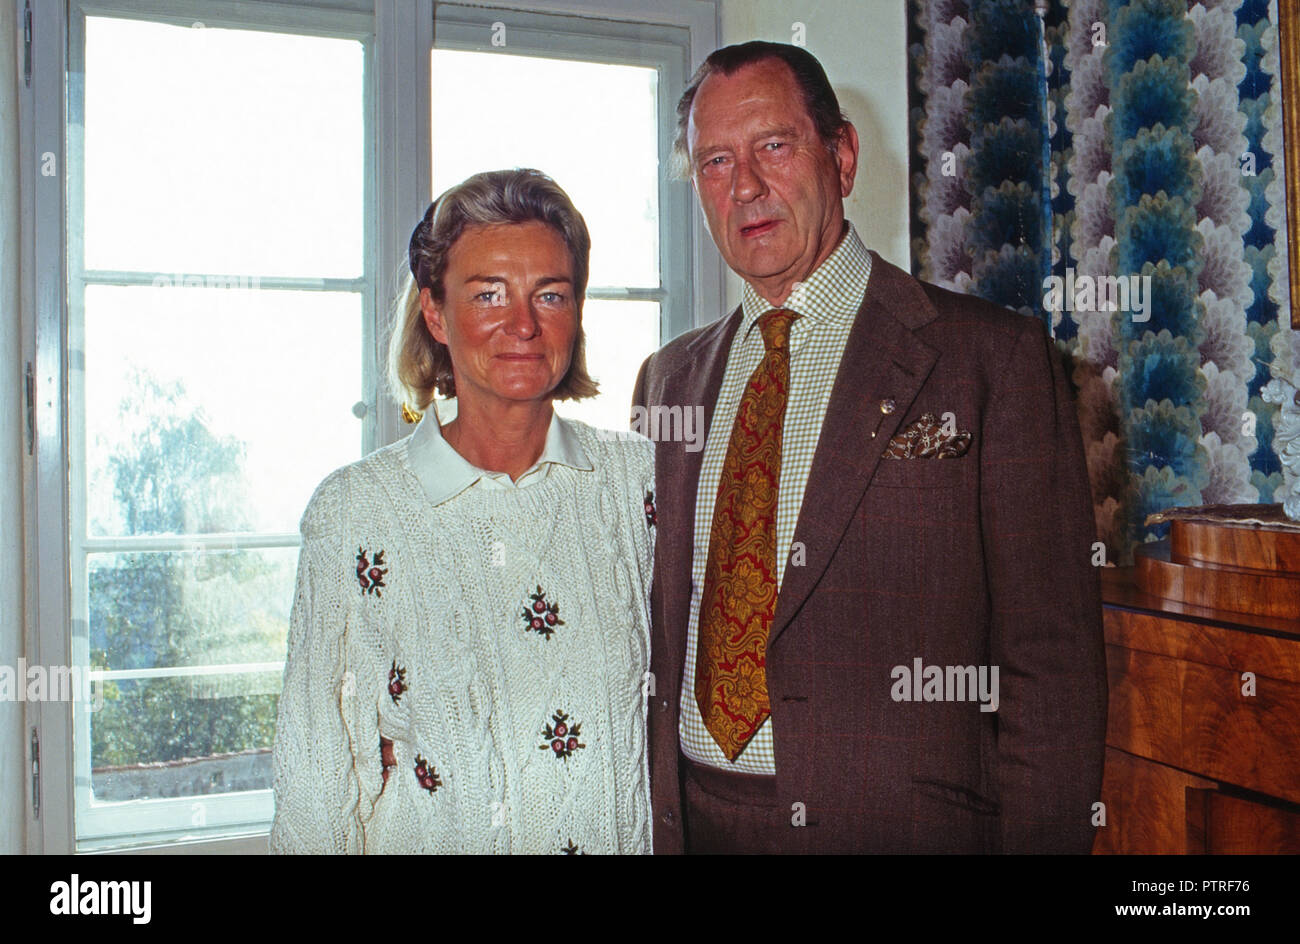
[419,287,449,345]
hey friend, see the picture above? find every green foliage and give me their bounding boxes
[93,680,280,770]
[108,370,249,536]
[89,370,289,775]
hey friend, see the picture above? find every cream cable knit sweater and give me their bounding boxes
[269,422,654,854]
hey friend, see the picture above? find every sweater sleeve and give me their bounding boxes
[269,490,364,854]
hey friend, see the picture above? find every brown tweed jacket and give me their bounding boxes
[632,252,1108,854]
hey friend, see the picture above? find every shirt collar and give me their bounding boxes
[406,398,593,506]
[739,222,873,338]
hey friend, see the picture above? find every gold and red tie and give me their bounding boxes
[696,308,797,761]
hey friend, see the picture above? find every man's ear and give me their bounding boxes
[419,287,449,345]
[836,122,860,198]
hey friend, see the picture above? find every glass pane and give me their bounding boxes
[431,49,660,288]
[83,17,363,277]
[89,670,283,801]
[88,548,297,672]
[82,285,363,536]
[554,299,659,430]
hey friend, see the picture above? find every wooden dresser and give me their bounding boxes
[1096,511,1300,854]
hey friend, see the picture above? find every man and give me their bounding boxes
[633,41,1107,854]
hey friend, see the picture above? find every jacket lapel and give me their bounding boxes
[653,308,743,682]
[769,253,941,646]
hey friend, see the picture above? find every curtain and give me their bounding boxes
[909,0,1296,564]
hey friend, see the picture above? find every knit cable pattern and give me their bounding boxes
[270,421,654,854]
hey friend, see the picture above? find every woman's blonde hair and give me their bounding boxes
[388,168,599,412]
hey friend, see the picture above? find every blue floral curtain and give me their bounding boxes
[909,0,1293,564]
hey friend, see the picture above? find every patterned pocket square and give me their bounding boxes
[883,412,972,459]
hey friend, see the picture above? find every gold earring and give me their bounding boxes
[400,402,423,424]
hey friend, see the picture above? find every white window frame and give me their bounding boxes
[19,0,718,854]
[34,0,380,855]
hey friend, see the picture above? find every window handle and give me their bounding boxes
[30,727,39,820]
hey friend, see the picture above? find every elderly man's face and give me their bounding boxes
[687,58,858,304]
[420,221,578,410]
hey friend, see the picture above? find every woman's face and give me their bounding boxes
[420,221,579,411]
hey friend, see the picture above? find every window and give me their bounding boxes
[22,0,716,852]
[66,4,372,850]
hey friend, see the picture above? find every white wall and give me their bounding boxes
[717,0,912,306]
[1,0,27,854]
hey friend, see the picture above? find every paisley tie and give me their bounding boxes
[695,308,797,761]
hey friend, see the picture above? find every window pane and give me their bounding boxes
[82,285,363,536]
[88,548,296,672]
[431,49,660,288]
[83,17,363,277]
[554,299,659,430]
[71,12,367,848]
[90,670,283,801]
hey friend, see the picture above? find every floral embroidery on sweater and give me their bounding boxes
[522,585,565,640]
[356,547,388,596]
[387,660,407,703]
[540,709,585,760]
[561,840,584,855]
[413,754,441,793]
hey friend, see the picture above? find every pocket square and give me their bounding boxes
[883,412,972,459]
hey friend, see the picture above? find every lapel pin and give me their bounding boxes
[880,398,896,415]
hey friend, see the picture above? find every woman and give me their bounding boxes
[269,169,654,854]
